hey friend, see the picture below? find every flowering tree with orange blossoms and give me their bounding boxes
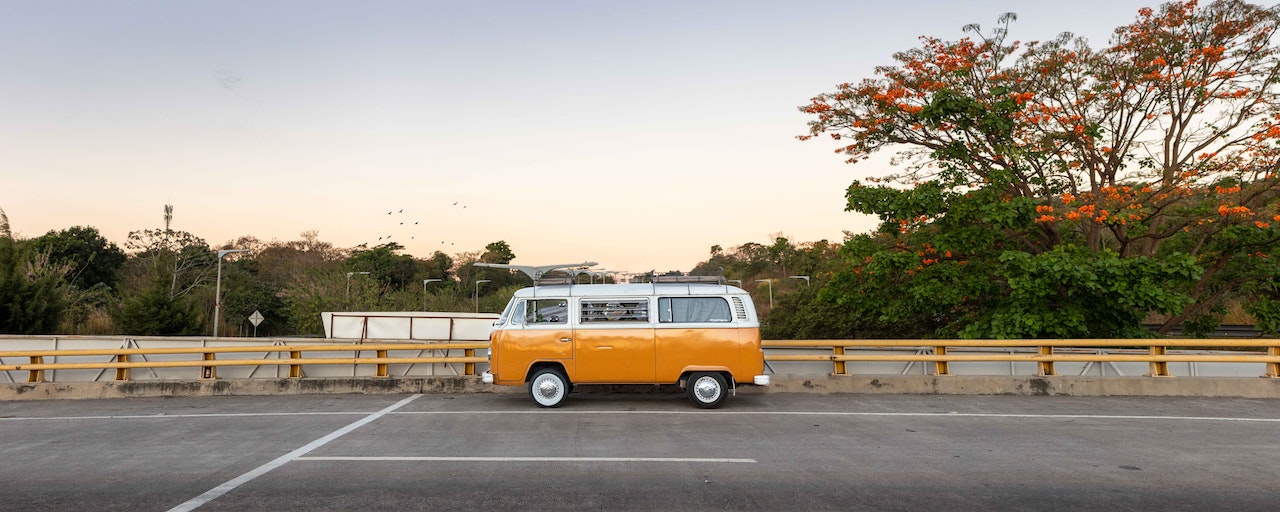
[802,1,1280,337]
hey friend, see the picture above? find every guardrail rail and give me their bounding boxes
[1,341,487,383]
[763,339,1280,378]
[2,336,1277,383]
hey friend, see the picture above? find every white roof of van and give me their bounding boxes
[511,283,748,298]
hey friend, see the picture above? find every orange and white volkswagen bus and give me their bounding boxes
[482,281,769,408]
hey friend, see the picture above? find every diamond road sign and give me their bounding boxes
[248,310,264,327]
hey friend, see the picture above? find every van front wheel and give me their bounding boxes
[686,372,727,409]
[529,368,570,408]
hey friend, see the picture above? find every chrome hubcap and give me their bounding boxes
[694,377,720,402]
[536,376,561,400]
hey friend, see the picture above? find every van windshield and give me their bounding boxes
[497,299,518,325]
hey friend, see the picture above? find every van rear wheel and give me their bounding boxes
[686,372,727,409]
[529,367,570,408]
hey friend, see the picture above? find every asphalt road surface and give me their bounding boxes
[1,391,1278,511]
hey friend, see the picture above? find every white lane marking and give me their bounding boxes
[391,410,1280,423]
[297,456,756,463]
[0,412,366,422]
[165,394,422,512]
[5,410,1279,424]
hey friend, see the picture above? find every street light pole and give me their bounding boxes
[346,271,371,301]
[422,278,441,310]
[789,275,811,286]
[755,279,774,308]
[214,249,249,337]
[474,280,491,312]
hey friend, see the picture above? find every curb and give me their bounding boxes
[2,374,1278,400]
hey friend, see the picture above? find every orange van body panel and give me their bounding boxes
[491,326,762,386]
[490,327,573,386]
[656,327,760,383]
[572,328,655,383]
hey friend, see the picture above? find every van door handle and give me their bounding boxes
[559,337,572,343]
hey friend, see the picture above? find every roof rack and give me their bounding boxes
[651,275,724,284]
[534,276,575,286]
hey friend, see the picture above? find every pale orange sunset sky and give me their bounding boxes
[2,0,1156,272]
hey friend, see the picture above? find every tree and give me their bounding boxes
[117,283,203,335]
[345,242,418,291]
[801,1,1280,337]
[0,207,72,334]
[117,204,212,335]
[123,204,215,300]
[29,226,126,291]
[473,240,527,290]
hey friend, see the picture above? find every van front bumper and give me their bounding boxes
[481,371,494,384]
[753,374,770,386]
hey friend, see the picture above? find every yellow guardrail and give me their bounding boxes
[0,342,488,383]
[762,339,1280,378]
[3,338,1278,383]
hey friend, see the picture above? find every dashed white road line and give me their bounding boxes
[165,394,422,512]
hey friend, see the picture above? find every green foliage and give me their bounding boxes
[29,226,126,290]
[960,248,1199,338]
[0,257,70,334]
[116,282,203,335]
[346,243,418,290]
[0,217,71,334]
[219,266,287,337]
[1242,262,1280,335]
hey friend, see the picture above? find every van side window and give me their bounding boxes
[659,297,732,323]
[581,300,649,323]
[525,299,568,324]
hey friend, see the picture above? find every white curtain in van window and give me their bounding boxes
[669,297,731,323]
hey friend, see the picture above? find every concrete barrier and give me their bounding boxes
[3,375,1278,400]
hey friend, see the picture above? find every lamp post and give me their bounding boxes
[346,271,371,301]
[727,279,743,287]
[474,279,491,312]
[789,275,811,286]
[213,249,249,337]
[755,279,774,308]
[422,278,441,310]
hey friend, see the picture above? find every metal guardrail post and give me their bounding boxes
[1268,346,1279,378]
[464,349,475,376]
[115,354,130,381]
[27,356,44,383]
[375,350,389,378]
[1037,346,1056,376]
[1148,346,1171,377]
[201,352,217,380]
[289,350,303,378]
[933,346,951,376]
[832,345,846,376]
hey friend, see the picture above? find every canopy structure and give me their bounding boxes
[473,261,597,281]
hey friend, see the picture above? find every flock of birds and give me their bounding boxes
[358,202,469,250]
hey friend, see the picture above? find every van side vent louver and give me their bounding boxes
[731,297,747,320]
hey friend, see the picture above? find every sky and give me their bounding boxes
[1,0,1158,274]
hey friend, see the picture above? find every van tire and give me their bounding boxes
[686,372,727,409]
[528,367,570,408]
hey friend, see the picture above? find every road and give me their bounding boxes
[1,391,1278,511]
